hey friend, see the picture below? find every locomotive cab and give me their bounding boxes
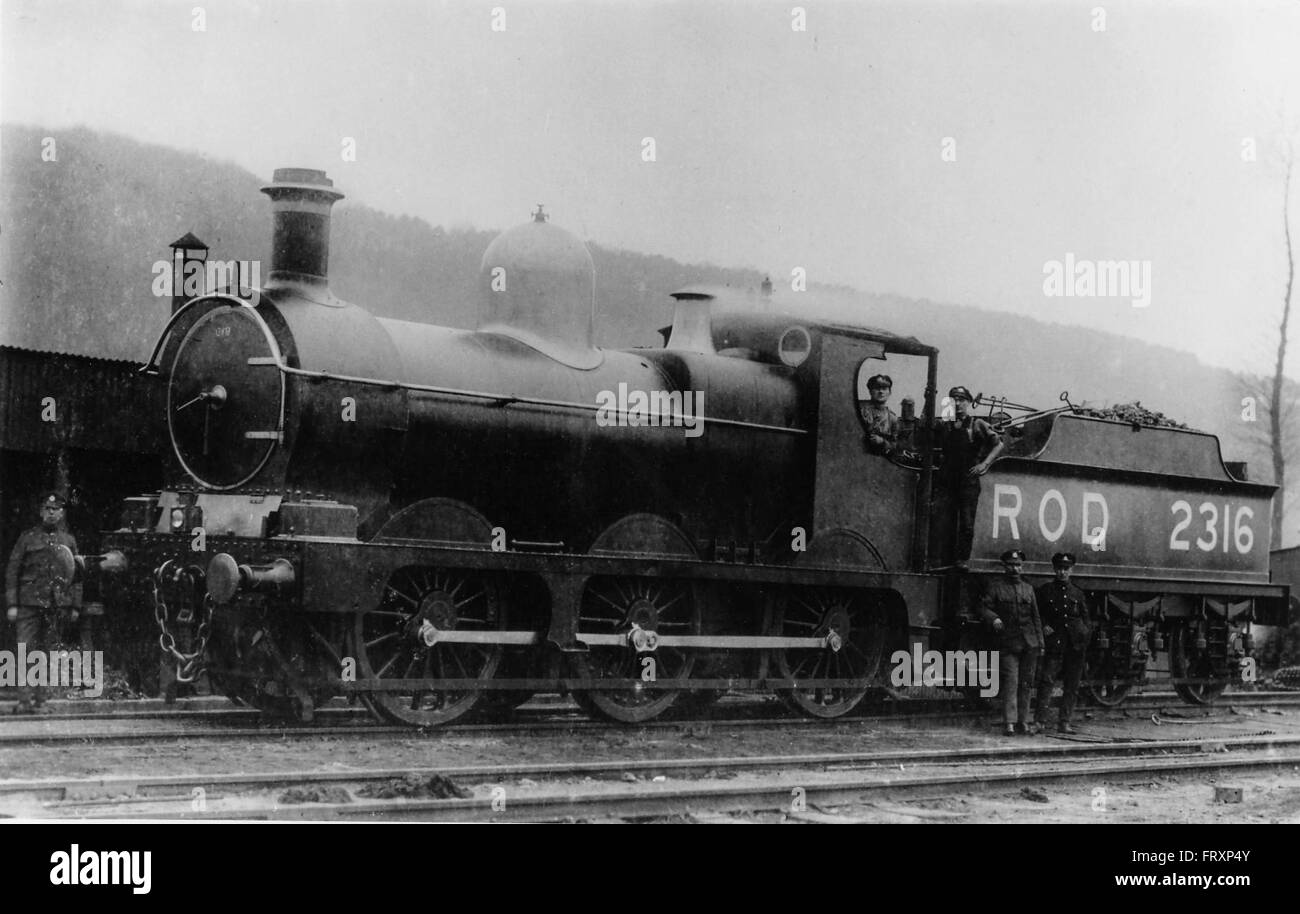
[693,299,941,574]
[805,325,939,574]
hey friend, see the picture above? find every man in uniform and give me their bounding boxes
[859,374,900,455]
[5,492,81,713]
[977,549,1044,736]
[1034,552,1092,733]
[938,386,1004,569]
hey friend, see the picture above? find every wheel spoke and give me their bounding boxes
[790,654,816,678]
[384,587,419,608]
[375,650,403,679]
[365,631,402,651]
[446,649,468,679]
[593,590,628,612]
[844,641,870,665]
[611,579,631,604]
[657,592,684,611]
[410,651,434,710]
[660,647,686,672]
[792,599,823,620]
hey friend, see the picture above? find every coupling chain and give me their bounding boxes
[151,578,213,683]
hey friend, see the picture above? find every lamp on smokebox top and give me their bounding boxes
[170,232,209,314]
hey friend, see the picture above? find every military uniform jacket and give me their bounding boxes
[1035,580,1091,652]
[859,402,900,453]
[5,526,82,609]
[977,577,1044,652]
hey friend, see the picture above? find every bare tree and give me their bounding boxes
[1241,138,1300,545]
[1240,367,1299,537]
[1272,150,1297,541]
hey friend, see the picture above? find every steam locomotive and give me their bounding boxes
[98,167,1287,726]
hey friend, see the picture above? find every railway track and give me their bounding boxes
[0,692,1296,746]
[8,731,1298,821]
[7,688,1295,719]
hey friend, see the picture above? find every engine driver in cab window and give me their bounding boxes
[858,374,900,456]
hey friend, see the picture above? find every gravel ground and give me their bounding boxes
[0,697,1297,822]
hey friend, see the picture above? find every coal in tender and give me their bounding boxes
[1072,402,1193,430]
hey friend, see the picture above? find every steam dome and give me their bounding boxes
[478,209,601,369]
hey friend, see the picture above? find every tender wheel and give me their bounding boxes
[1081,670,1133,708]
[353,566,504,728]
[1081,638,1136,708]
[571,576,699,723]
[1082,609,1141,708]
[1170,621,1229,705]
[770,587,888,719]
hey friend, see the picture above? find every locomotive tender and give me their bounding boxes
[100,167,1287,725]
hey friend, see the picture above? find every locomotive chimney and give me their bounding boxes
[260,168,344,288]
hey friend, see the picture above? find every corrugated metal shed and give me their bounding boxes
[0,345,165,454]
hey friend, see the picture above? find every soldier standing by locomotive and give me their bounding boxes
[938,386,1004,570]
[859,374,900,455]
[5,492,81,713]
[1034,552,1092,733]
[977,549,1044,736]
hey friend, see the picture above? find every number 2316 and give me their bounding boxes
[1169,501,1253,553]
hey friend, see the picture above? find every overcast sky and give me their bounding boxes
[4,0,1299,378]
